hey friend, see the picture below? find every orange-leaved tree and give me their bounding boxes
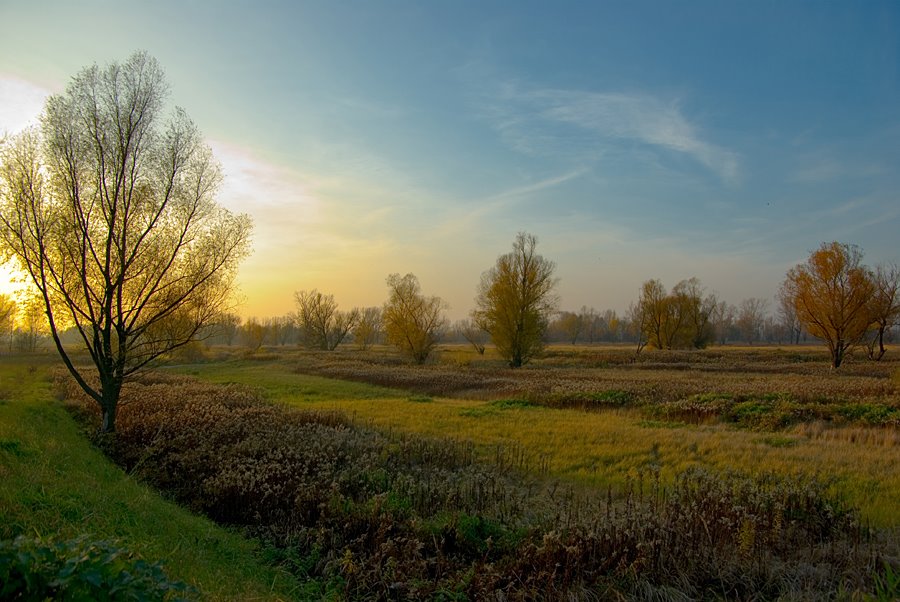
[782,242,873,368]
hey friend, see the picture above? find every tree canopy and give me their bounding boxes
[473,232,558,368]
[0,52,252,432]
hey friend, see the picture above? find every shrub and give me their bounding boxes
[0,535,193,601]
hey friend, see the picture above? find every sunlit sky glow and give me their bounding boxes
[1,1,898,319]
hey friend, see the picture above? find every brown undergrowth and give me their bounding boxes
[56,369,896,600]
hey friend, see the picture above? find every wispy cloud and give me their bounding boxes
[472,79,740,184]
[432,168,587,239]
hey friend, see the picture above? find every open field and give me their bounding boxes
[0,354,306,600]
[178,344,900,526]
[5,344,899,599]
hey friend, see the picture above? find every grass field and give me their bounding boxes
[176,344,900,527]
[0,353,309,601]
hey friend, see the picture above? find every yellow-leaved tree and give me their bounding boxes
[0,52,252,432]
[473,232,558,368]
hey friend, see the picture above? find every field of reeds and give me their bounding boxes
[55,362,899,600]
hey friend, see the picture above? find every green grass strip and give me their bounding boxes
[0,354,306,601]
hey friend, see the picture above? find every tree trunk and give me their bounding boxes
[831,344,844,369]
[100,404,117,433]
[99,377,123,433]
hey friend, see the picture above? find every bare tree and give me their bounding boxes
[13,295,48,352]
[776,286,802,345]
[580,306,600,343]
[866,263,900,361]
[737,298,769,345]
[294,289,359,350]
[709,300,736,345]
[473,232,558,367]
[455,318,488,355]
[241,317,267,353]
[208,312,241,346]
[625,300,649,354]
[0,53,252,432]
[383,273,446,363]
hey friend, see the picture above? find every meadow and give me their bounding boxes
[182,344,900,527]
[3,344,899,599]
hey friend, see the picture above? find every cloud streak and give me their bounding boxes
[476,80,740,184]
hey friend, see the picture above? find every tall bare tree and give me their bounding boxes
[383,273,446,363]
[473,232,558,367]
[736,298,769,345]
[782,242,873,368]
[625,301,649,354]
[776,286,802,344]
[0,53,251,431]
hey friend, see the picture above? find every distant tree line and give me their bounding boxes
[200,240,898,371]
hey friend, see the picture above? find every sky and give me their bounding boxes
[1,1,898,320]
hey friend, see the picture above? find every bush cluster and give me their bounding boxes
[59,370,892,599]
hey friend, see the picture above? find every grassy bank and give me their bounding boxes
[0,354,306,600]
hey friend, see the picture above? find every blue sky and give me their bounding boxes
[1,1,898,319]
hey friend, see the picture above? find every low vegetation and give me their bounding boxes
[0,535,194,601]
[56,365,897,600]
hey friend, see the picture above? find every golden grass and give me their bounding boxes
[301,396,900,526]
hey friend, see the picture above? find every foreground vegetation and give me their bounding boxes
[57,365,896,600]
[0,355,302,600]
